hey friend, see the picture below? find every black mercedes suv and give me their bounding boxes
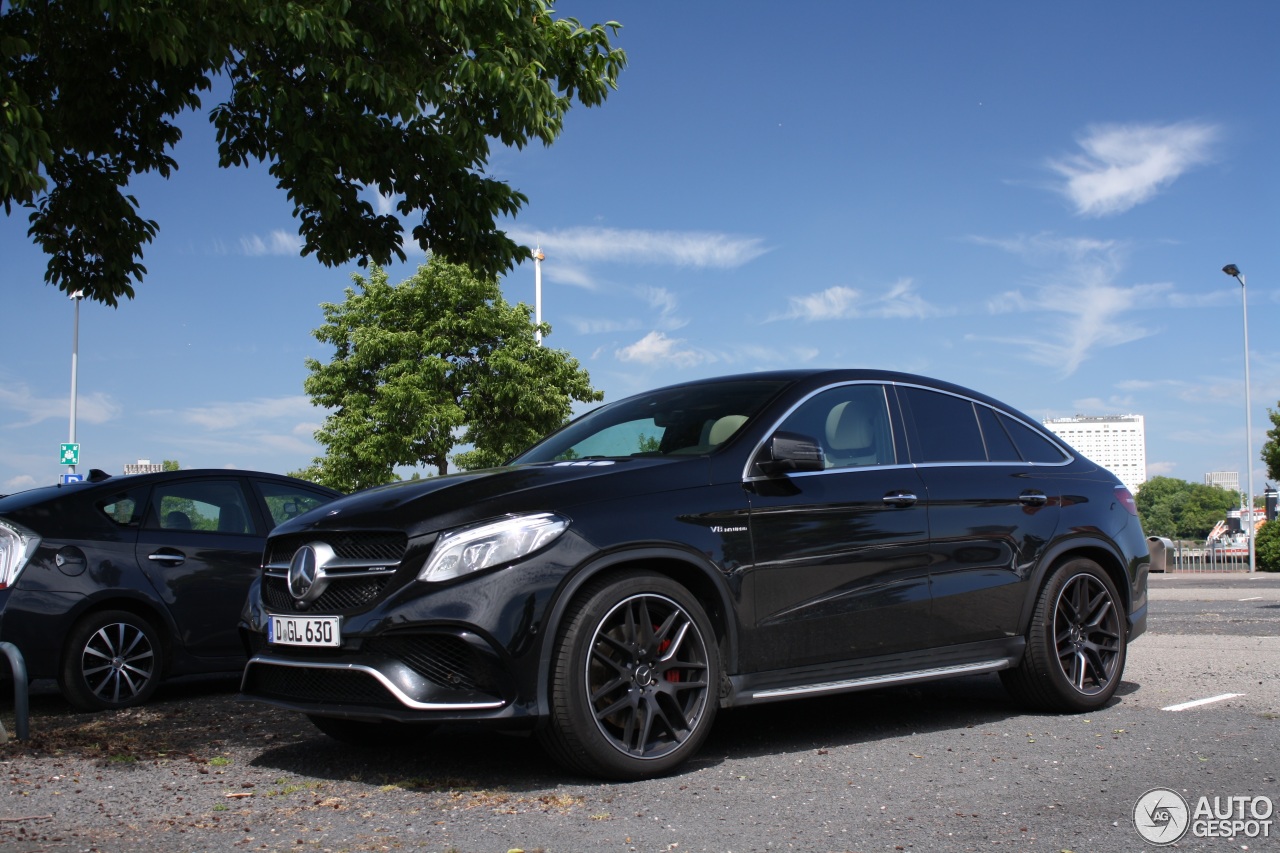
[238,369,1149,779]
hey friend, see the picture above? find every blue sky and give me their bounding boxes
[2,1,1278,497]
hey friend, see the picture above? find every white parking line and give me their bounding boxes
[1238,596,1263,601]
[1162,693,1245,712]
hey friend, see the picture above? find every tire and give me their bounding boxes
[307,715,437,748]
[538,571,720,780]
[1001,558,1127,712]
[59,610,163,711]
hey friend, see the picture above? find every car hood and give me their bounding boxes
[273,457,715,539]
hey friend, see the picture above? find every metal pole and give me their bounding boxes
[1224,265,1255,573]
[69,292,80,476]
[533,247,544,346]
[1242,274,1256,574]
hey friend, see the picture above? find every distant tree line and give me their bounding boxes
[1134,476,1239,542]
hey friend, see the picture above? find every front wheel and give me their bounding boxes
[59,610,163,711]
[1001,558,1127,712]
[539,571,721,780]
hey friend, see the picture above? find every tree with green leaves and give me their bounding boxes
[1261,406,1280,482]
[298,258,601,492]
[1255,520,1280,572]
[2,0,625,306]
[1134,476,1240,541]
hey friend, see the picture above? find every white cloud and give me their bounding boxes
[507,226,769,268]
[240,230,304,256]
[1048,121,1220,217]
[0,385,121,428]
[161,395,316,430]
[2,474,37,493]
[772,278,948,322]
[976,236,1169,376]
[616,331,716,369]
[970,233,1120,265]
[568,316,644,335]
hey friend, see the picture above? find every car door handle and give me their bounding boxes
[148,550,186,565]
[882,491,918,508]
[1018,491,1048,507]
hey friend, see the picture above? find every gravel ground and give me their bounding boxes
[1,572,1277,853]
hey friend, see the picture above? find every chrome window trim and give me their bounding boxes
[743,379,1075,482]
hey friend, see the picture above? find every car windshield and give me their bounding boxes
[513,379,791,463]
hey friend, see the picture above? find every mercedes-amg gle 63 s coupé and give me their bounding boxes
[239,370,1148,779]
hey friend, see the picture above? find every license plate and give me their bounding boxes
[268,614,341,647]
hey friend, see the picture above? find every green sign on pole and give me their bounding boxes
[60,443,80,466]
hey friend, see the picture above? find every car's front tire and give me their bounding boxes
[59,610,163,711]
[1001,558,1127,712]
[539,571,720,780]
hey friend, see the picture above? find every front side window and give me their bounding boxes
[513,379,789,463]
[774,383,896,469]
[145,480,256,535]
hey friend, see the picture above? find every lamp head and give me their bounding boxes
[1223,264,1241,278]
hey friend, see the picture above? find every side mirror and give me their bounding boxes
[756,431,825,476]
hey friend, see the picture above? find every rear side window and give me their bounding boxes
[900,387,986,463]
[145,479,257,535]
[97,486,148,527]
[1000,414,1070,464]
[977,406,1022,462]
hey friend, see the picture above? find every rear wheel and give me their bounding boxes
[1001,558,1127,712]
[539,571,720,780]
[60,610,163,711]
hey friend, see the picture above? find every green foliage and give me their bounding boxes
[1134,476,1241,540]
[300,258,601,492]
[1255,520,1280,572]
[2,1,626,306]
[161,459,180,471]
[1262,407,1280,482]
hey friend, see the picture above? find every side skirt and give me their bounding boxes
[726,637,1026,707]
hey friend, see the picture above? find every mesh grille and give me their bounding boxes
[266,531,408,566]
[363,635,501,693]
[262,575,390,614]
[244,664,400,709]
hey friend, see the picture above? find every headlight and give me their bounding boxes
[0,519,41,589]
[418,512,569,583]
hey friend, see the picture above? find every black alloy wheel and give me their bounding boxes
[540,571,720,779]
[1001,558,1127,712]
[60,610,163,710]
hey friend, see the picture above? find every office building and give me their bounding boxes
[1204,471,1240,493]
[1042,414,1146,493]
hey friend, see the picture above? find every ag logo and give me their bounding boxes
[1134,788,1190,845]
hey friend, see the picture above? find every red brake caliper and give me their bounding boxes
[658,633,680,682]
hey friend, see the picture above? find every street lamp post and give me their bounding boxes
[533,247,545,346]
[1223,264,1255,573]
[68,290,82,478]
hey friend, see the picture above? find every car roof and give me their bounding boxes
[629,369,1024,417]
[0,468,338,512]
